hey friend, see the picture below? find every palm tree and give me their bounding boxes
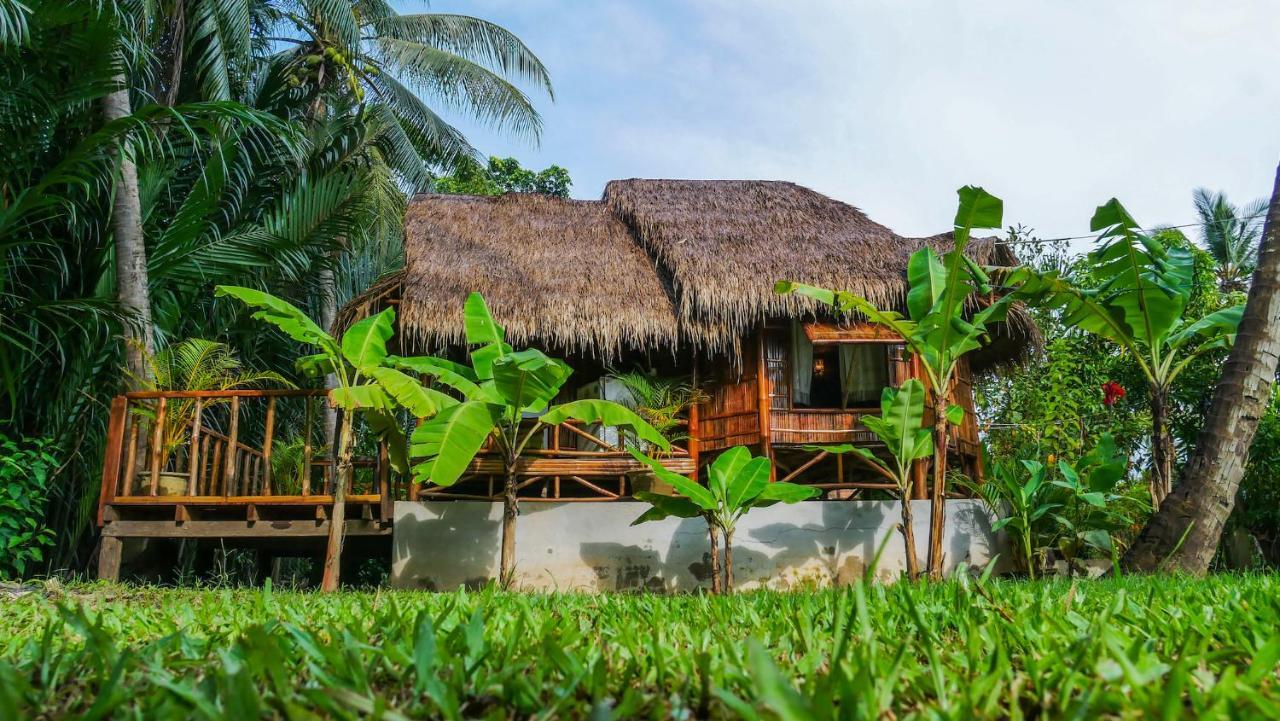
[265,0,551,444]
[1193,188,1269,292]
[1126,165,1280,573]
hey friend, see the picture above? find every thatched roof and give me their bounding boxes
[367,179,1035,365]
[397,193,680,357]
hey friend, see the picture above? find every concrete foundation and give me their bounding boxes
[391,500,1009,591]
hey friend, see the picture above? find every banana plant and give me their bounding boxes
[392,292,669,582]
[811,380,933,579]
[1009,200,1244,509]
[776,185,1014,579]
[629,446,818,592]
[216,285,450,591]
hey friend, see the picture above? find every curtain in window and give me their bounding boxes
[790,320,813,405]
[840,345,888,407]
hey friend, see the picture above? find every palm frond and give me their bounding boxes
[370,13,553,99]
[373,36,542,142]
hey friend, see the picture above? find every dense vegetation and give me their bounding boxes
[0,0,554,576]
[2,575,1279,719]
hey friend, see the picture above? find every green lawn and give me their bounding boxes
[2,574,1278,719]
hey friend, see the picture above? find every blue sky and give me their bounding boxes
[406,1,1279,245]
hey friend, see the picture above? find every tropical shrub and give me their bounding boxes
[966,435,1145,577]
[395,293,667,583]
[432,156,571,198]
[0,436,57,579]
[778,185,1013,579]
[630,446,818,592]
[810,380,932,579]
[605,370,706,451]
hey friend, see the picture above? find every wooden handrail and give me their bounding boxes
[121,389,326,399]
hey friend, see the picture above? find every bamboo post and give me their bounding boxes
[124,409,141,494]
[96,396,128,525]
[149,397,167,495]
[302,396,314,497]
[378,439,391,520]
[199,434,212,494]
[209,439,223,495]
[262,396,276,495]
[910,352,928,499]
[689,354,701,483]
[756,331,775,481]
[187,399,202,495]
[222,396,239,497]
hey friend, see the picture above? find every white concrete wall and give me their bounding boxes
[392,500,1009,591]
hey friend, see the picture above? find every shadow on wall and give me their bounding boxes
[392,503,500,591]
[390,500,1008,592]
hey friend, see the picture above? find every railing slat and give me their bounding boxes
[262,397,276,495]
[187,399,203,495]
[302,396,313,497]
[222,396,239,497]
[96,396,129,525]
[149,397,167,495]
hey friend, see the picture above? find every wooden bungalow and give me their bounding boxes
[341,179,1033,502]
[94,179,1031,581]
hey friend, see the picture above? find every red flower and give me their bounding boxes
[1102,381,1126,406]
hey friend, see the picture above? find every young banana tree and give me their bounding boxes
[216,286,448,591]
[1010,200,1244,509]
[776,186,1013,580]
[393,293,669,583]
[812,380,933,580]
[629,446,819,592]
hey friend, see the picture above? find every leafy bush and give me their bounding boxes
[0,436,57,579]
[2,577,1279,717]
[966,435,1148,576]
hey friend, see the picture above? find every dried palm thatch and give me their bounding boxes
[371,180,1036,366]
[398,193,681,358]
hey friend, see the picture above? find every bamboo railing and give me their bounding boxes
[97,389,399,524]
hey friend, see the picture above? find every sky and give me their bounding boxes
[406,1,1279,247]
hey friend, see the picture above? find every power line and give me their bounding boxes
[994,211,1269,248]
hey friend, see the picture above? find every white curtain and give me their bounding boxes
[840,345,888,407]
[790,321,813,405]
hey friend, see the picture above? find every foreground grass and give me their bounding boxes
[1,575,1278,719]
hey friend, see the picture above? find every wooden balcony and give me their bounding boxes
[98,390,403,529]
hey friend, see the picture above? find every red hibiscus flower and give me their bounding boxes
[1102,381,1126,406]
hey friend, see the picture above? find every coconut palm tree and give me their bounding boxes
[1193,188,1269,293]
[1126,166,1280,573]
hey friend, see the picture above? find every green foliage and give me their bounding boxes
[1193,188,1270,291]
[631,446,818,590]
[1013,200,1243,399]
[4,577,1280,717]
[631,446,817,530]
[432,156,572,198]
[605,370,706,450]
[407,293,668,488]
[965,435,1147,577]
[0,436,57,579]
[816,380,934,492]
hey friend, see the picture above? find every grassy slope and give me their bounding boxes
[1,575,1278,719]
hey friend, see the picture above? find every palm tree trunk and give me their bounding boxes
[723,528,735,593]
[1149,387,1174,510]
[499,462,518,585]
[926,407,950,580]
[1124,163,1280,574]
[707,524,722,594]
[320,410,354,591]
[318,263,339,447]
[900,495,920,581]
[103,79,153,388]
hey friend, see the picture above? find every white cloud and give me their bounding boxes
[418,0,1280,245]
